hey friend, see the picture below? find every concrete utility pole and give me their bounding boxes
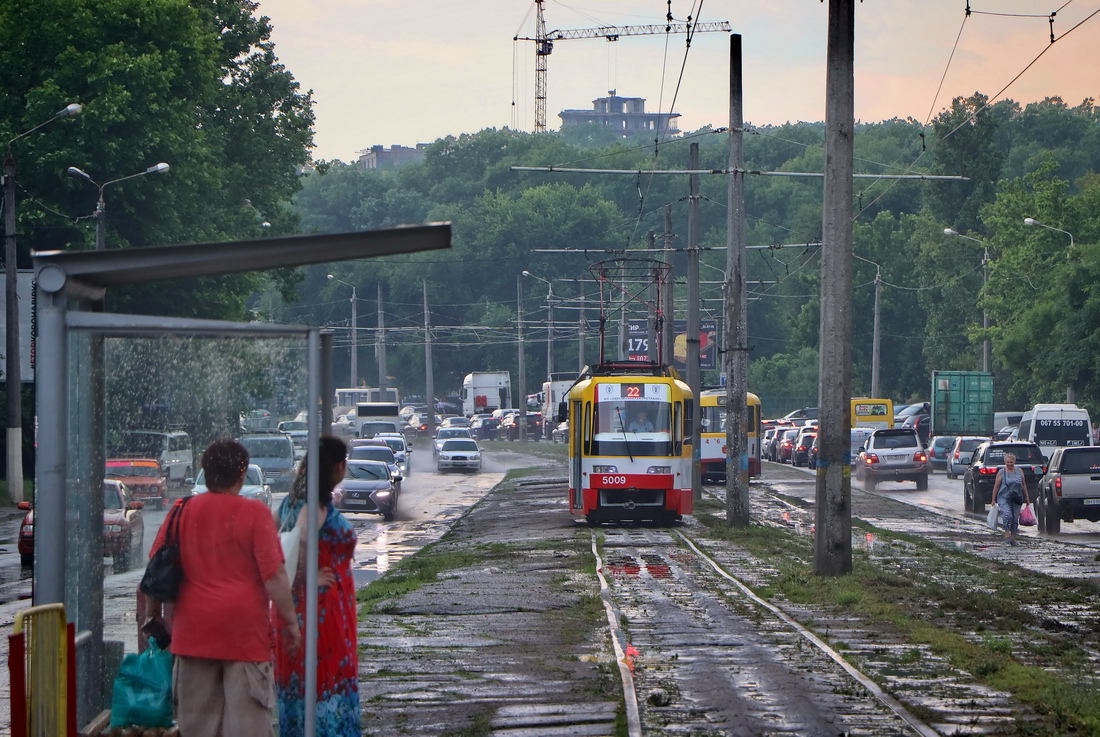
[724,34,750,526]
[517,274,527,443]
[423,280,436,438]
[815,0,855,577]
[377,283,388,397]
[687,143,703,502]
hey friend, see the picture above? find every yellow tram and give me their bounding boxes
[699,389,762,482]
[565,363,694,523]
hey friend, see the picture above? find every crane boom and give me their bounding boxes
[514,0,731,133]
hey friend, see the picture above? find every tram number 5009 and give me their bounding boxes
[599,475,628,486]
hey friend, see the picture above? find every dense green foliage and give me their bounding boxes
[0,0,314,446]
[285,97,1100,419]
[0,0,313,318]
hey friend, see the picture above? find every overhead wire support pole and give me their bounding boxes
[816,0,856,577]
[687,143,703,502]
[724,34,750,527]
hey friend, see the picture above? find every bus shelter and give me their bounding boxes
[31,224,450,729]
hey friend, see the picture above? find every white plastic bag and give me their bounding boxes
[986,504,999,530]
[279,513,302,580]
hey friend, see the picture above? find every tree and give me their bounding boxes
[0,0,314,319]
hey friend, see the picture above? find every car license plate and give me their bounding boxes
[887,455,907,462]
[1084,498,1100,506]
[343,498,368,505]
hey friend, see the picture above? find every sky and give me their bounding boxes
[254,1,1100,163]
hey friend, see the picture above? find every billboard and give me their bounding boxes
[624,318,718,370]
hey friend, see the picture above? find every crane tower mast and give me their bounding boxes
[514,0,731,133]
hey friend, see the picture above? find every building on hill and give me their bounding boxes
[558,92,680,139]
[357,144,428,170]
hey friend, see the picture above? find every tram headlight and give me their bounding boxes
[592,465,618,473]
[646,466,671,474]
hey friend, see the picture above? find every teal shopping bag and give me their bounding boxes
[109,640,174,727]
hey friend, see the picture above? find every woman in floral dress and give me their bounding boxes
[274,436,361,736]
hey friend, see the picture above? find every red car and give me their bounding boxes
[19,479,145,573]
[776,428,799,464]
[105,457,167,510]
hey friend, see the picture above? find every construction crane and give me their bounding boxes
[514,0,731,133]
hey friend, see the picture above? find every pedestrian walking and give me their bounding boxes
[145,438,300,736]
[992,452,1029,545]
[274,436,361,736]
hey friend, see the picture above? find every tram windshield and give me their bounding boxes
[594,400,670,438]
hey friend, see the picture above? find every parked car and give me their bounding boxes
[962,441,1047,514]
[791,427,818,467]
[436,438,483,473]
[334,459,398,521]
[927,435,958,472]
[1035,445,1100,534]
[901,413,932,446]
[240,433,298,492]
[854,427,928,491]
[190,463,271,508]
[994,424,1017,441]
[20,479,145,572]
[945,436,987,479]
[105,458,167,510]
[469,416,501,441]
[433,427,474,456]
[348,440,403,489]
[551,420,569,443]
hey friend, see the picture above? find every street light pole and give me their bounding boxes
[1022,217,1076,401]
[943,228,991,373]
[522,270,554,379]
[66,162,170,250]
[327,275,358,387]
[4,102,82,503]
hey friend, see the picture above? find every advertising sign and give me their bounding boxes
[624,318,719,370]
[0,271,37,382]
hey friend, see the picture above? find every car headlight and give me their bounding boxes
[375,490,391,497]
[104,524,123,533]
[22,524,32,533]
[646,466,671,474]
[593,465,618,473]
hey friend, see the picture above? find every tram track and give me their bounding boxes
[593,525,938,736]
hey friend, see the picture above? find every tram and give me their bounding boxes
[699,389,762,482]
[565,362,694,523]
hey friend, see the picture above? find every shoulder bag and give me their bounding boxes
[139,496,191,602]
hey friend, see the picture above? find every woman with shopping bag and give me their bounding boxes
[991,453,1029,546]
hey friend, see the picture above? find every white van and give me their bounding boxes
[125,430,193,483]
[1017,404,1093,459]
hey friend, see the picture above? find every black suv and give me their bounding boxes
[962,441,1047,515]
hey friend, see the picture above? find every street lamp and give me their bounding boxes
[522,270,554,380]
[4,102,82,503]
[853,255,881,397]
[943,228,992,374]
[1023,217,1074,250]
[327,275,358,388]
[1022,218,1077,402]
[66,162,170,250]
